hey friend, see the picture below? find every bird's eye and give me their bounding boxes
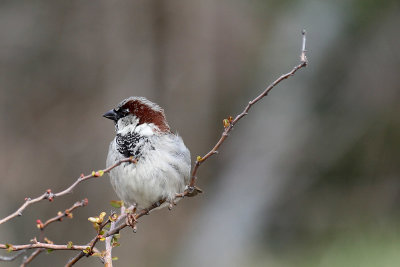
[116,108,130,118]
[119,108,129,117]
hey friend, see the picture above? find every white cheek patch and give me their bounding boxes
[117,124,135,135]
[116,115,156,137]
[117,115,139,135]
[135,123,155,137]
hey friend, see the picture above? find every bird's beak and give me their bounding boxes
[103,109,118,121]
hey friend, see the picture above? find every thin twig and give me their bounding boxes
[38,199,89,230]
[183,29,308,193]
[64,236,98,267]
[0,158,136,225]
[67,201,165,266]
[106,200,166,237]
[20,248,44,267]
[11,199,89,266]
[301,29,307,62]
[66,215,115,267]
[0,242,90,251]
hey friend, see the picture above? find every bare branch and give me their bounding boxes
[0,242,90,252]
[301,29,307,63]
[66,214,116,266]
[67,200,165,266]
[0,158,136,225]
[107,200,165,237]
[37,199,89,230]
[182,29,308,194]
[0,199,89,266]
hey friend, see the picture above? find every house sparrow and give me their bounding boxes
[104,97,191,211]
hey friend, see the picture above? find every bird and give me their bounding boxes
[104,97,191,212]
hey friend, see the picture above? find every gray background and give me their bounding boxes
[1,0,400,266]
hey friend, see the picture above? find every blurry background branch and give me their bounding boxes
[0,251,26,262]
[20,249,44,267]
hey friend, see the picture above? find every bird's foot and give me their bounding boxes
[125,205,138,232]
[176,185,203,198]
[167,199,177,210]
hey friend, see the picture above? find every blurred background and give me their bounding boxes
[1,0,400,266]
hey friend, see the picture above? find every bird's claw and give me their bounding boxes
[168,199,177,210]
[175,186,203,198]
[125,205,138,232]
[186,186,203,197]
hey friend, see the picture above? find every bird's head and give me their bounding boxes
[103,97,170,134]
